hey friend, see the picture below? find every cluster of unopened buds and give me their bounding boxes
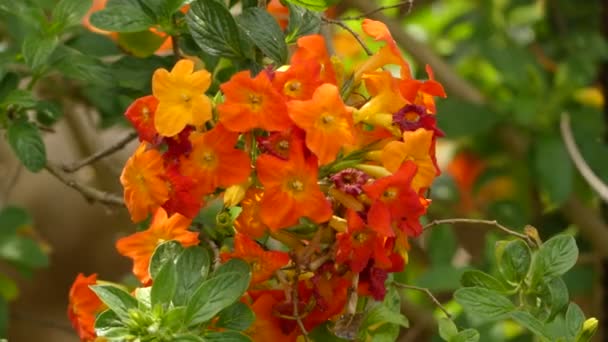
[67,17,446,341]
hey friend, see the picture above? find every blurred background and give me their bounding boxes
[1,0,607,341]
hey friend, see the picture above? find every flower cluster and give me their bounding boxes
[67,17,445,341]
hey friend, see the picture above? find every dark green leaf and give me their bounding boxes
[0,73,19,102]
[22,34,58,73]
[461,270,508,292]
[149,240,184,280]
[216,302,254,331]
[35,101,63,126]
[542,277,569,320]
[283,0,340,11]
[438,317,458,341]
[111,55,172,91]
[90,285,139,320]
[437,98,499,138]
[89,0,155,32]
[173,334,205,342]
[499,239,531,284]
[238,8,287,64]
[509,310,552,341]
[144,0,186,22]
[52,0,93,30]
[285,3,321,44]
[0,236,48,268]
[534,234,578,281]
[565,303,584,340]
[173,246,210,306]
[185,271,250,326]
[534,136,573,205]
[2,90,36,108]
[0,206,31,238]
[203,331,251,342]
[95,309,126,337]
[163,306,187,330]
[186,0,250,59]
[117,30,167,58]
[7,121,46,172]
[52,46,113,86]
[213,258,251,278]
[454,287,515,321]
[450,329,480,342]
[151,260,177,307]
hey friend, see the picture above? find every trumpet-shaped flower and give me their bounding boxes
[247,293,298,342]
[256,138,332,230]
[363,161,426,237]
[179,124,251,195]
[121,143,169,222]
[222,233,290,285]
[291,35,337,84]
[381,128,438,192]
[288,83,354,164]
[116,208,199,284]
[218,70,291,132]
[124,95,159,143]
[399,65,447,114]
[234,188,268,239]
[67,273,103,341]
[273,61,323,100]
[356,71,407,124]
[152,59,212,137]
[162,164,203,219]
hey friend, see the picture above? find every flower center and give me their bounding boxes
[381,187,398,201]
[142,106,150,121]
[405,111,419,122]
[288,179,304,192]
[181,93,191,103]
[248,93,263,111]
[320,113,335,125]
[284,80,302,97]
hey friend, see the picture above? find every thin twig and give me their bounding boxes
[423,218,529,241]
[292,266,310,341]
[62,132,138,173]
[341,1,414,20]
[393,283,452,319]
[321,18,374,56]
[201,233,221,271]
[560,113,608,203]
[44,162,124,206]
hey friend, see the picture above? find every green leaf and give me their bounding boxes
[134,286,151,308]
[173,334,205,342]
[0,73,19,102]
[7,121,46,172]
[203,331,252,342]
[534,136,573,205]
[238,7,287,64]
[52,46,113,86]
[213,258,251,278]
[216,301,254,331]
[509,310,552,341]
[35,101,63,126]
[450,329,480,342]
[185,271,250,326]
[149,240,184,280]
[144,0,186,22]
[283,0,340,11]
[52,0,93,30]
[0,296,7,336]
[164,306,187,330]
[427,225,457,266]
[565,303,585,340]
[461,270,508,292]
[2,90,37,109]
[0,273,19,301]
[186,0,250,59]
[542,277,569,320]
[0,235,48,268]
[437,98,500,138]
[151,260,177,307]
[22,34,58,73]
[89,0,155,32]
[90,285,139,320]
[438,317,458,341]
[173,246,210,306]
[285,3,321,44]
[117,30,167,58]
[498,239,531,284]
[454,287,515,321]
[0,206,31,238]
[95,310,126,337]
[534,234,578,281]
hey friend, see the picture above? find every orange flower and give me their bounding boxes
[179,124,251,195]
[267,0,289,29]
[152,59,212,137]
[222,233,290,285]
[287,83,354,165]
[256,138,332,230]
[234,188,268,239]
[381,128,438,192]
[399,65,447,114]
[356,19,412,81]
[290,35,337,84]
[116,207,199,284]
[273,61,323,100]
[124,95,159,143]
[247,293,298,342]
[121,143,170,222]
[67,273,104,341]
[356,71,407,124]
[218,70,291,132]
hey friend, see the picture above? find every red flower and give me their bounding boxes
[67,273,103,341]
[162,164,203,219]
[124,95,159,143]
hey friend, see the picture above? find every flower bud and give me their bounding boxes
[576,317,598,342]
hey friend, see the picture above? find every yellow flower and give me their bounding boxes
[152,59,212,137]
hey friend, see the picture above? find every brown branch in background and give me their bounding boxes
[340,0,414,20]
[45,163,124,206]
[62,132,137,173]
[201,233,221,271]
[560,113,608,202]
[423,218,530,242]
[393,282,452,320]
[321,18,374,56]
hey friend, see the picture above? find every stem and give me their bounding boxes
[44,163,124,206]
[62,132,138,173]
[392,282,452,320]
[321,18,373,56]
[201,233,220,271]
[293,266,310,340]
[423,218,529,241]
[340,1,414,20]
